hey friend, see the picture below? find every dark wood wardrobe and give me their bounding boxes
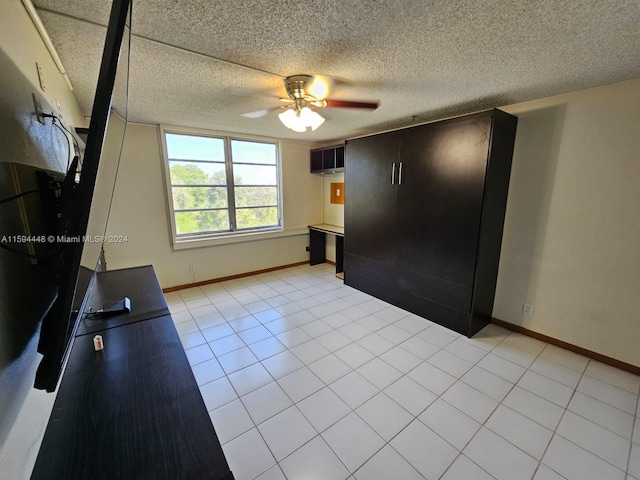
[344,109,518,337]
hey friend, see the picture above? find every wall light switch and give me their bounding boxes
[330,182,344,204]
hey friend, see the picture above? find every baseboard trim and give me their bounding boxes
[163,261,309,293]
[326,260,336,266]
[491,317,640,376]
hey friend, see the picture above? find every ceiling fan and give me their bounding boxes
[242,74,379,132]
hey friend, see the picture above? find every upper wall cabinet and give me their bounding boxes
[344,109,518,337]
[311,145,345,174]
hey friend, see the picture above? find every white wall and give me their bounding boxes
[0,1,84,478]
[102,123,323,288]
[322,172,345,262]
[323,172,345,227]
[81,111,126,269]
[496,78,640,367]
[0,2,83,129]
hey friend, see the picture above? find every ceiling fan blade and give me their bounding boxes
[241,109,271,119]
[240,106,282,118]
[325,99,379,110]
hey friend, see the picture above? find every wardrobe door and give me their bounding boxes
[394,115,492,310]
[345,132,400,267]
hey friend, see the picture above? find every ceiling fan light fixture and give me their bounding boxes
[300,107,325,131]
[290,122,307,133]
[278,106,325,132]
[278,108,299,130]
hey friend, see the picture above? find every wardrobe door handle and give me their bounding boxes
[391,162,396,184]
[398,162,404,184]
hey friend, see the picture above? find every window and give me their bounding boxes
[162,129,281,243]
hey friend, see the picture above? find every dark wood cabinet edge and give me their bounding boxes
[163,261,309,293]
[346,271,484,337]
[344,108,514,144]
[311,168,345,175]
[491,317,640,375]
[310,144,345,174]
[311,144,344,152]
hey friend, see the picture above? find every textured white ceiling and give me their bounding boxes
[33,0,640,142]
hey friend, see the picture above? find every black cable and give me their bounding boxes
[42,113,81,172]
[0,185,75,260]
[53,117,80,156]
[43,113,72,171]
[51,121,73,170]
[0,185,73,206]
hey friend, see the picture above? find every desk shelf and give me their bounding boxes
[308,224,344,276]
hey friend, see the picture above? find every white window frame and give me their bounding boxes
[160,125,284,249]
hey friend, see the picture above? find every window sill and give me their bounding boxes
[172,227,310,250]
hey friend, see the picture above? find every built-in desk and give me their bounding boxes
[31,266,234,480]
[308,224,344,276]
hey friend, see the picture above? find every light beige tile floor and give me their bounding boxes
[166,264,640,480]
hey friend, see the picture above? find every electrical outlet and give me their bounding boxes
[32,93,45,125]
[305,246,310,252]
[523,303,534,316]
[188,265,196,274]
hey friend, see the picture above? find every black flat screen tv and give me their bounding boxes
[34,0,131,391]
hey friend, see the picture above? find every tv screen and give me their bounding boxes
[34,0,132,392]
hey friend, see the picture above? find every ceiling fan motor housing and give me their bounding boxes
[284,75,315,100]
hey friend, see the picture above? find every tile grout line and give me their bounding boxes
[216,275,305,480]
[197,267,359,479]
[245,267,347,479]
[249,268,370,479]
[218,272,430,477]
[625,384,640,478]
[436,331,549,480]
[528,349,591,480]
[529,357,638,477]
[226,267,341,480]
[173,264,639,480]
[197,288,516,478]
[345,328,530,479]
[433,336,523,479]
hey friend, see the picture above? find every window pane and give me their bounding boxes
[169,161,226,185]
[172,186,228,210]
[175,210,229,235]
[235,207,278,229]
[231,140,277,165]
[164,131,281,240]
[233,164,277,185]
[166,133,225,161]
[235,186,277,207]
